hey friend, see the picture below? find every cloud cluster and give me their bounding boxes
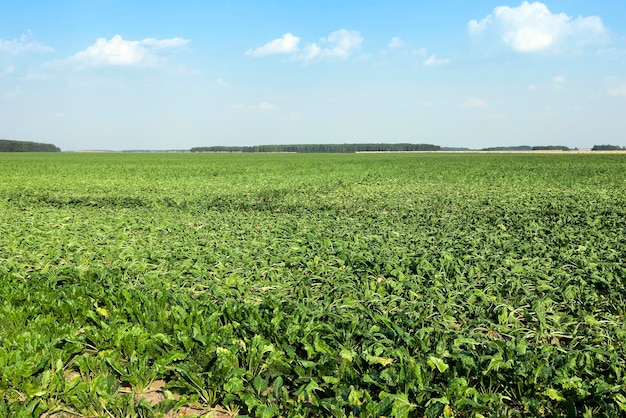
[552,75,566,90]
[0,32,54,55]
[3,87,20,99]
[468,1,606,53]
[384,37,449,67]
[247,29,362,61]
[463,97,487,108]
[389,36,404,49]
[1,65,15,77]
[607,77,626,97]
[423,55,450,67]
[234,102,279,111]
[246,33,300,57]
[53,35,189,68]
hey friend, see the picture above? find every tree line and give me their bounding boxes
[190,143,441,153]
[591,145,625,151]
[481,145,573,151]
[0,139,61,152]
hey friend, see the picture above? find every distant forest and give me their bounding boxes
[0,139,61,152]
[481,145,572,151]
[592,145,625,151]
[190,143,441,153]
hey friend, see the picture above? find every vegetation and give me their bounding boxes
[592,145,625,151]
[441,147,471,151]
[1,152,625,417]
[190,143,440,153]
[531,146,571,151]
[480,146,533,151]
[480,146,572,152]
[0,139,61,152]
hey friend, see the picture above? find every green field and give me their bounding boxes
[1,152,625,417]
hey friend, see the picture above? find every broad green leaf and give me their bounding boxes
[427,356,449,373]
[366,355,394,367]
[545,388,565,401]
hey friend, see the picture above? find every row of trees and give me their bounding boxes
[0,139,60,152]
[481,145,573,151]
[190,143,441,153]
[592,145,625,151]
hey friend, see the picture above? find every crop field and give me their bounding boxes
[1,152,625,417]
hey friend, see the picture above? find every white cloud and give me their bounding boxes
[301,29,363,60]
[552,75,566,90]
[19,72,52,81]
[244,29,362,62]
[608,84,626,97]
[0,31,54,54]
[598,47,626,59]
[258,102,278,110]
[216,77,227,86]
[3,87,20,99]
[607,77,626,97]
[423,54,451,67]
[1,65,15,77]
[301,43,322,61]
[468,1,606,53]
[234,102,279,111]
[246,33,300,57]
[50,35,189,68]
[389,36,404,49]
[528,84,536,91]
[463,97,487,108]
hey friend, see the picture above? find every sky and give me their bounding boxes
[1,1,625,151]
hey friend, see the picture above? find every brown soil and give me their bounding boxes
[41,375,237,418]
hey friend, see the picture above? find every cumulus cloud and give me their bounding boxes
[389,36,404,49]
[552,75,566,90]
[1,65,15,77]
[246,33,300,57]
[258,102,278,110]
[423,54,451,67]
[0,31,54,54]
[468,1,606,53]
[3,87,20,99]
[19,72,52,81]
[49,35,189,68]
[463,97,487,108]
[608,84,626,97]
[300,29,363,60]
[234,102,279,111]
[607,77,626,97]
[247,29,362,61]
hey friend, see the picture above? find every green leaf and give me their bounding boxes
[256,405,280,418]
[615,394,626,412]
[379,392,416,418]
[322,375,340,385]
[340,348,356,362]
[366,355,394,367]
[427,356,449,373]
[545,388,565,402]
[224,377,244,394]
[253,375,269,395]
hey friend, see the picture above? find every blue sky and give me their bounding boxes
[1,1,625,150]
